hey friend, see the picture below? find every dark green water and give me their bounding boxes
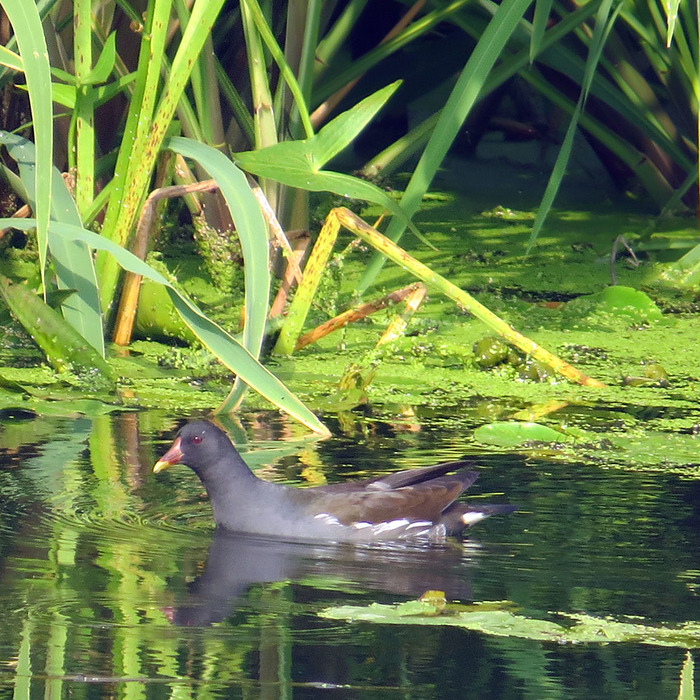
[0,409,697,698]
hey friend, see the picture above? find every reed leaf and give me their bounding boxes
[527,0,621,251]
[1,0,53,292]
[166,137,271,412]
[358,0,534,292]
[0,131,105,356]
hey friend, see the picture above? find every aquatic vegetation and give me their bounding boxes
[0,0,695,437]
[321,598,700,649]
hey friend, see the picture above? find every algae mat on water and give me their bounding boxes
[320,598,700,649]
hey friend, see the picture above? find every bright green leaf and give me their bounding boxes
[473,421,575,447]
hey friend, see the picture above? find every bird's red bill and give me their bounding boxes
[153,436,184,473]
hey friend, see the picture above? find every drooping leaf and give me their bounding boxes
[0,130,105,356]
[358,0,535,291]
[0,218,329,436]
[0,276,114,387]
[167,136,270,410]
[1,0,53,291]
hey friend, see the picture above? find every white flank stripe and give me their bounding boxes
[352,521,373,530]
[405,520,433,531]
[372,519,410,535]
[314,513,341,526]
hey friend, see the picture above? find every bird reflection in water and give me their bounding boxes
[165,529,481,627]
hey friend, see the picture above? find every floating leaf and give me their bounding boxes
[473,421,575,447]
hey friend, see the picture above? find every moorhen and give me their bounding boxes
[154,420,515,543]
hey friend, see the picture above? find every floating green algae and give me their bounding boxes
[320,599,700,649]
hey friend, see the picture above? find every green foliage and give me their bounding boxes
[0,276,114,387]
[561,286,664,329]
[0,0,695,430]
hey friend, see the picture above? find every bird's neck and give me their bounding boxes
[200,456,280,530]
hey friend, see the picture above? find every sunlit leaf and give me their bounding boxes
[0,0,52,291]
[0,131,105,356]
[473,421,575,447]
[167,136,270,411]
[0,218,329,436]
[0,276,114,386]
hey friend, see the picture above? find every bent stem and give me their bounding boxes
[275,207,605,388]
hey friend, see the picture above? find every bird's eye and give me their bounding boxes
[192,435,203,444]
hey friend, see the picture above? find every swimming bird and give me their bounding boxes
[154,420,515,543]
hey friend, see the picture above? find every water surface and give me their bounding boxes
[0,409,696,698]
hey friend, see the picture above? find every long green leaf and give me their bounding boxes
[0,218,329,436]
[526,0,621,251]
[358,0,534,292]
[0,131,105,356]
[96,0,173,311]
[530,0,553,62]
[242,0,314,139]
[167,136,270,410]
[98,0,227,313]
[0,276,113,386]
[1,0,53,292]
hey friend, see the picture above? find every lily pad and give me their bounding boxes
[473,421,576,447]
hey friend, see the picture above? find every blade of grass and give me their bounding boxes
[527,0,622,251]
[358,0,534,292]
[0,131,104,356]
[167,137,271,411]
[1,0,53,293]
[242,0,314,139]
[98,0,227,314]
[72,0,96,218]
[96,0,173,311]
[530,0,553,62]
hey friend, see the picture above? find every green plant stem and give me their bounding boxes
[97,0,226,315]
[96,0,171,313]
[72,0,95,219]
